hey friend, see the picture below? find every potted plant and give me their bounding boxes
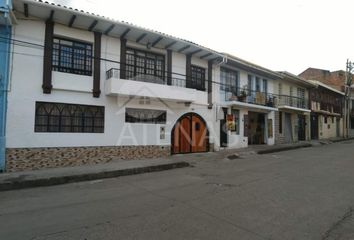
[237,86,247,102]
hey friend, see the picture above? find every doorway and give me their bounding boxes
[311,114,319,140]
[248,111,266,145]
[219,108,228,147]
[298,114,306,141]
[171,113,208,154]
[284,113,293,143]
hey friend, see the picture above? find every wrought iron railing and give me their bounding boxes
[106,65,208,92]
[221,84,312,109]
[221,86,277,108]
[277,95,309,109]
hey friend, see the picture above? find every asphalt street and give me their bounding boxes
[1,141,354,240]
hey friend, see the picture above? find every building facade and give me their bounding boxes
[275,72,313,144]
[299,67,352,138]
[308,81,344,140]
[215,55,279,149]
[6,0,229,171]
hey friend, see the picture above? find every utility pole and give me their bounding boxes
[345,59,353,138]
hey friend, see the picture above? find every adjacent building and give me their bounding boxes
[275,72,314,144]
[216,55,279,149]
[308,81,344,140]
[299,67,352,138]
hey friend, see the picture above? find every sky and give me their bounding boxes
[52,0,354,74]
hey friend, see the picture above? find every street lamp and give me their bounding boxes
[345,59,354,138]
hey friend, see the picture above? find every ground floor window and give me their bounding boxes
[125,108,166,124]
[35,102,104,133]
[351,117,354,129]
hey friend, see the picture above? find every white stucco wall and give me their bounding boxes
[6,19,213,148]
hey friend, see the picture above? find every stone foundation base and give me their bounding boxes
[5,145,170,172]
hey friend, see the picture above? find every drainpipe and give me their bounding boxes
[0,0,13,172]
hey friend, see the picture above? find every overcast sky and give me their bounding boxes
[53,0,354,74]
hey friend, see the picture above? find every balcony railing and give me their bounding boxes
[278,95,309,109]
[221,86,310,109]
[106,65,208,92]
[221,86,277,108]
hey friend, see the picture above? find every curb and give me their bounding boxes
[330,137,354,143]
[257,143,312,154]
[0,161,190,192]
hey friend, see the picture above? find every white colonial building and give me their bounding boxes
[4,0,306,172]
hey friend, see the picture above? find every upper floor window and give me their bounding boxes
[262,79,268,94]
[126,48,165,83]
[52,37,92,76]
[278,83,282,95]
[255,77,261,91]
[220,68,239,94]
[297,88,305,98]
[247,75,253,95]
[191,65,206,91]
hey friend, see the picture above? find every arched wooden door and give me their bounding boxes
[171,113,208,154]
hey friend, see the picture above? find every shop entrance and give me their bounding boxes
[248,111,266,145]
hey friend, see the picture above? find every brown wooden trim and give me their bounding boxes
[120,38,127,79]
[42,20,54,94]
[24,3,29,17]
[88,20,98,32]
[178,45,190,53]
[152,37,163,47]
[200,53,212,59]
[136,33,147,43]
[188,49,202,56]
[93,32,101,98]
[48,10,54,22]
[208,60,213,108]
[104,24,115,35]
[120,28,131,39]
[186,54,192,88]
[68,15,76,27]
[167,49,172,86]
[165,41,177,49]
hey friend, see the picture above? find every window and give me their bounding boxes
[125,108,166,124]
[125,48,165,83]
[231,109,240,134]
[351,117,354,129]
[52,37,92,76]
[324,116,327,124]
[35,102,104,133]
[191,65,206,91]
[278,83,282,95]
[255,77,261,91]
[262,79,268,94]
[220,68,239,94]
[248,75,253,95]
[297,88,305,108]
[279,111,283,134]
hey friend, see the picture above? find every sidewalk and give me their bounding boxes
[1,138,352,192]
[0,158,190,191]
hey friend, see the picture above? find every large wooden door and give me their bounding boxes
[172,113,208,154]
